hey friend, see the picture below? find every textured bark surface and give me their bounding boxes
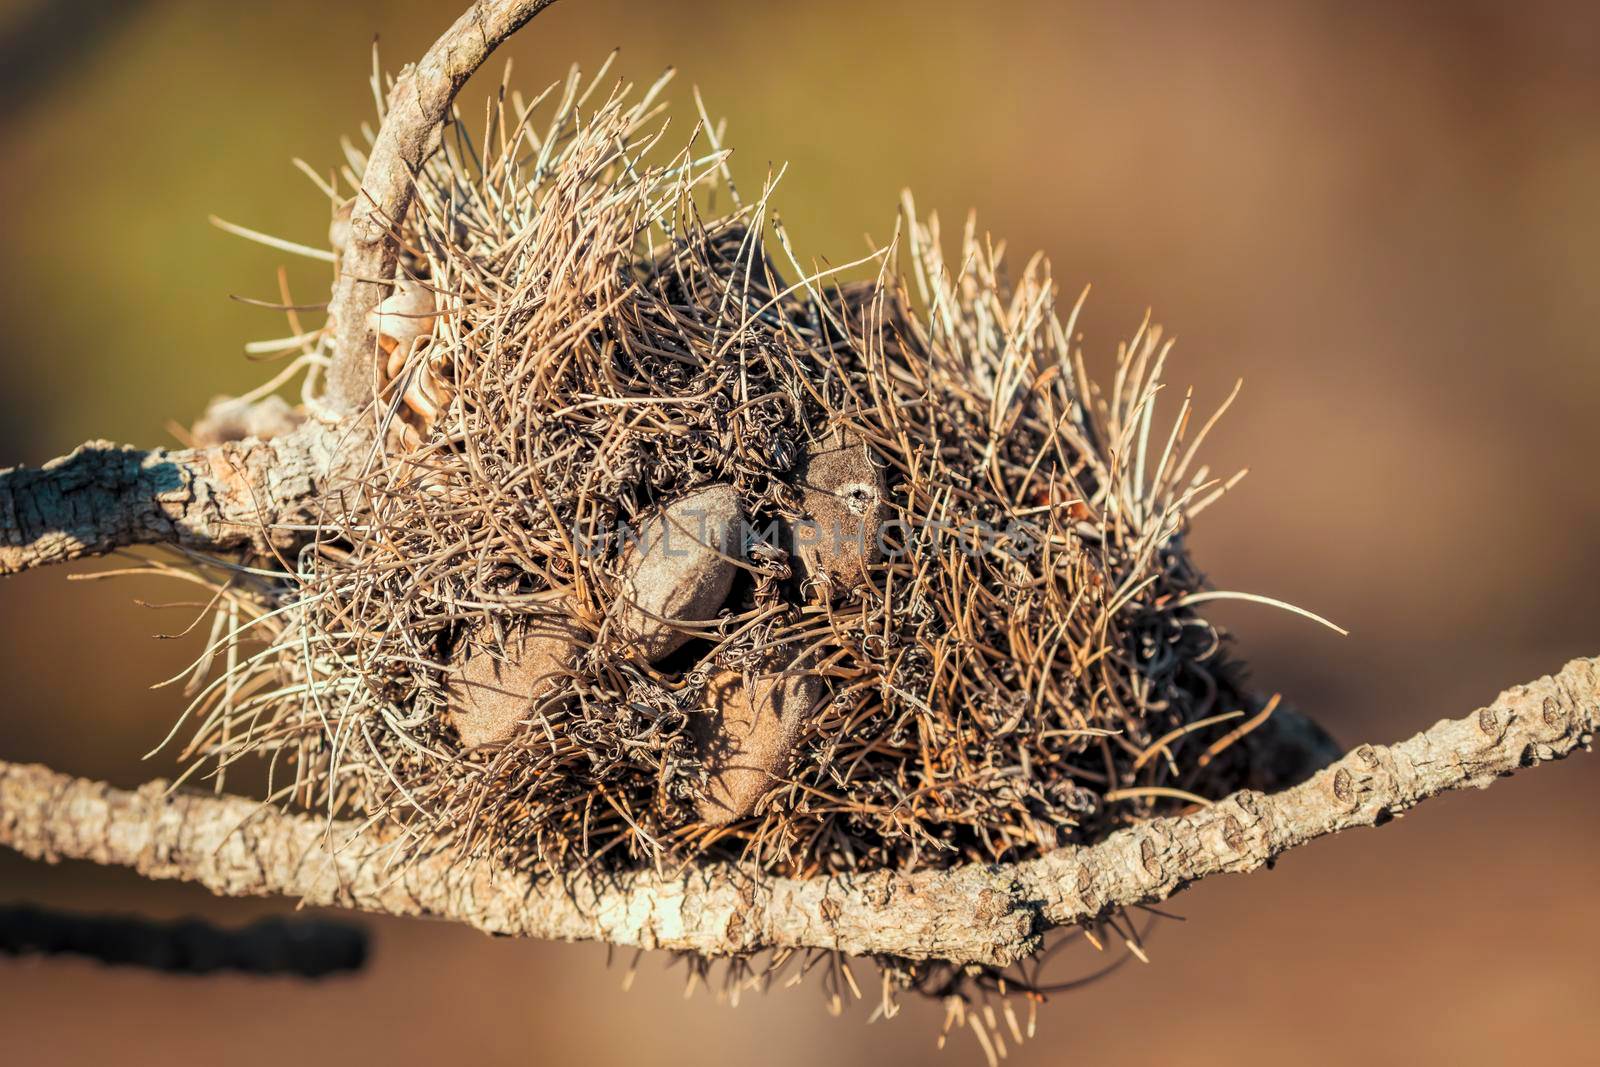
[1018,655,1599,924]
[325,0,559,411]
[4,657,1593,966]
[0,420,363,576]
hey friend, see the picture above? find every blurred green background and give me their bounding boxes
[2,1,1598,1064]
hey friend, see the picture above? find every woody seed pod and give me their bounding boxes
[792,429,888,596]
[691,660,824,824]
[610,484,742,662]
[446,615,581,749]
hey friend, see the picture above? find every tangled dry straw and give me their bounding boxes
[168,59,1315,927]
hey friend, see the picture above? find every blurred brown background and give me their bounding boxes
[1,0,1597,1063]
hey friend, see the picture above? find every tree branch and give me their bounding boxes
[0,420,363,576]
[325,0,561,411]
[3,656,1592,966]
[0,905,366,978]
[1018,655,1598,926]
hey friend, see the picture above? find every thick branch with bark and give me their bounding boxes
[3,657,1593,967]
[0,420,363,576]
[326,0,560,410]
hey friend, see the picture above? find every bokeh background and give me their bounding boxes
[2,0,1597,1063]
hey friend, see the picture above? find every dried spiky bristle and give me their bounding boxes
[171,58,1277,913]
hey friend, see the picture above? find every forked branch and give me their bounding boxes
[3,657,1592,967]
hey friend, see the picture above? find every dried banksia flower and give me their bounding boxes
[169,54,1332,1025]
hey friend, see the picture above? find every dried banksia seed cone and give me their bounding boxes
[609,484,742,662]
[195,65,1297,982]
[691,660,824,824]
[445,616,580,749]
[792,429,888,596]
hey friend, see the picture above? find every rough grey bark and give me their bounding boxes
[0,420,362,576]
[325,0,560,411]
[1017,655,1600,926]
[4,656,1593,966]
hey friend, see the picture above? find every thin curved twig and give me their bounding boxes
[3,656,1592,967]
[324,0,561,411]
